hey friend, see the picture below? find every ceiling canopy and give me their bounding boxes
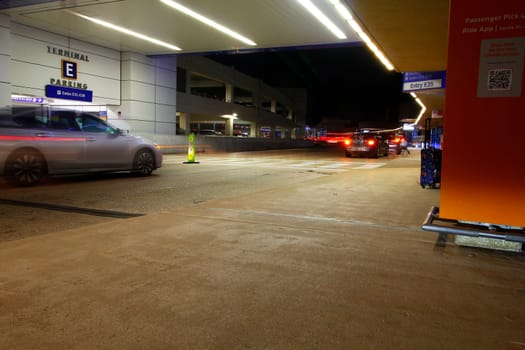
[1,0,449,119]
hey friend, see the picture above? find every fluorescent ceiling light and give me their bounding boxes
[70,11,182,51]
[297,0,347,39]
[411,93,427,126]
[328,0,394,71]
[160,0,256,46]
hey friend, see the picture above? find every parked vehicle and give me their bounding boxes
[198,129,220,135]
[0,110,162,186]
[344,133,389,158]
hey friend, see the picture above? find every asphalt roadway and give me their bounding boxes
[0,148,524,349]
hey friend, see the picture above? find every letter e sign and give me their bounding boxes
[62,60,77,80]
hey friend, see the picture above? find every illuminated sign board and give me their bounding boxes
[402,71,446,92]
[45,85,93,102]
[11,96,45,104]
[46,47,90,96]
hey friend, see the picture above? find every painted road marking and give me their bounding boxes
[164,157,386,171]
[353,164,385,169]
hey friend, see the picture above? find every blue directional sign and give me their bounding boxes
[45,85,93,102]
[12,96,45,104]
[402,71,446,92]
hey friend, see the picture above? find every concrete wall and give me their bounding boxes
[0,14,10,116]
[162,135,314,154]
[113,53,177,137]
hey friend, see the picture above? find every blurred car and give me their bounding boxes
[315,132,351,145]
[0,110,162,186]
[232,129,249,137]
[344,133,389,158]
[387,134,408,155]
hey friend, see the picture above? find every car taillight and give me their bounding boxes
[367,139,376,146]
[393,137,400,143]
[344,139,352,146]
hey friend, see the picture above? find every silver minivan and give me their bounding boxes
[0,110,163,186]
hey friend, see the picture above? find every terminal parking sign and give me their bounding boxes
[45,85,93,102]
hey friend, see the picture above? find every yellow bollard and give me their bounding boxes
[183,132,199,164]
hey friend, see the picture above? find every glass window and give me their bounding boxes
[49,115,81,131]
[78,114,117,134]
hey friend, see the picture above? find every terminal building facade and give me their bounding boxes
[0,15,307,148]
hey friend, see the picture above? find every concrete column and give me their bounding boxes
[0,14,11,117]
[119,53,177,137]
[120,52,154,134]
[250,122,257,137]
[271,99,277,113]
[225,83,234,103]
[291,128,296,140]
[179,112,190,135]
[225,117,234,136]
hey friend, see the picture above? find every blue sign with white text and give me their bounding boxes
[45,85,93,102]
[12,96,44,104]
[402,71,446,92]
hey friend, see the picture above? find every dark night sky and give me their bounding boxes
[205,44,420,127]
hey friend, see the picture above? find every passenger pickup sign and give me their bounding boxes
[45,85,93,102]
[402,71,446,92]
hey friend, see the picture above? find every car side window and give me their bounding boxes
[11,115,48,129]
[78,114,117,134]
[49,115,81,131]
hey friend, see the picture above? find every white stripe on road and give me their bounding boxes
[353,163,385,169]
[163,157,385,170]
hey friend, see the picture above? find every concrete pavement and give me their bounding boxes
[1,150,524,349]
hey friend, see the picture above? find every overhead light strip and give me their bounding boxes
[160,0,256,46]
[327,0,394,71]
[69,11,182,51]
[297,0,347,39]
[411,93,428,126]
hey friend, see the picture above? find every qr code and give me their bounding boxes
[487,68,512,91]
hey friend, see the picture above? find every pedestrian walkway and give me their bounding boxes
[163,155,386,172]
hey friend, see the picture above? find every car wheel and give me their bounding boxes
[345,150,351,157]
[6,149,46,186]
[133,149,155,176]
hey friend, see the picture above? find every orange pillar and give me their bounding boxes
[440,0,525,226]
